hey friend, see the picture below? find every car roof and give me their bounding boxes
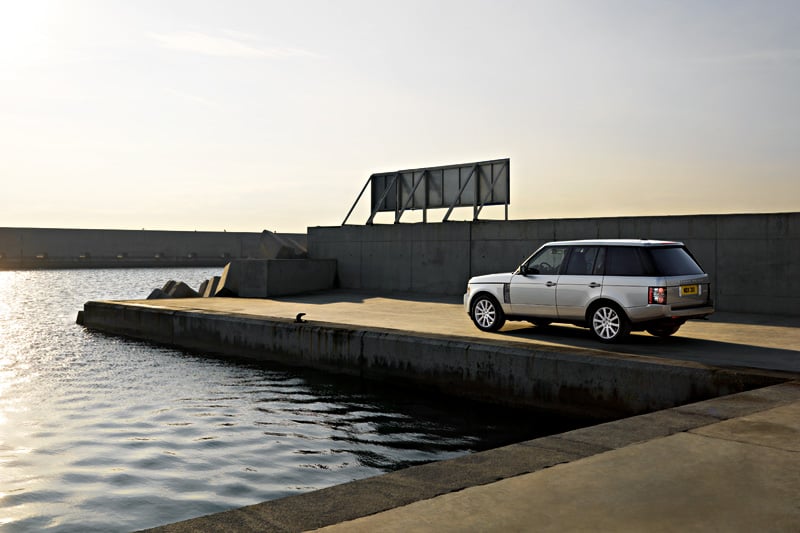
[544,239,684,247]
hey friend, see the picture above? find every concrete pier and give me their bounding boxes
[78,292,793,418]
[77,291,800,532]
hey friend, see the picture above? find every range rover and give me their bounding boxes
[464,239,714,342]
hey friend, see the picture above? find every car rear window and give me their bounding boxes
[646,246,704,276]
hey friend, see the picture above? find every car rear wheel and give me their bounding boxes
[590,303,630,343]
[647,324,681,337]
[470,294,506,332]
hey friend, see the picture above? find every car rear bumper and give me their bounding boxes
[667,305,715,318]
[628,304,715,323]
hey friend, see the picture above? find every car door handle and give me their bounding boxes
[546,281,557,287]
[588,282,602,288]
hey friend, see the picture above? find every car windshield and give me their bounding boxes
[647,246,704,276]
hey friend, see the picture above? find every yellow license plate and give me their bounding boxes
[680,285,699,296]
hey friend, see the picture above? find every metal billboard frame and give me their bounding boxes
[342,158,510,225]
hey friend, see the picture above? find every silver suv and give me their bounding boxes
[464,239,714,342]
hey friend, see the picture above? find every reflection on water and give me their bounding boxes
[0,269,586,532]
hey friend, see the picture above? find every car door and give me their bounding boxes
[509,245,568,317]
[555,246,605,319]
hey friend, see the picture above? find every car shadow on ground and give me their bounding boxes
[499,323,800,374]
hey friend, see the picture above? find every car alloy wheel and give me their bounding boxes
[591,304,629,342]
[471,295,505,332]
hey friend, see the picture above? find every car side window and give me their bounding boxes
[526,246,568,275]
[564,246,602,275]
[605,246,648,276]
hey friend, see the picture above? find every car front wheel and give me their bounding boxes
[470,294,506,332]
[590,304,630,343]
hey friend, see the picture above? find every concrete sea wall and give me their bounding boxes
[215,259,337,297]
[0,227,307,269]
[79,301,782,418]
[308,212,800,315]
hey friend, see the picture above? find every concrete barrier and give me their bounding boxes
[309,212,800,315]
[167,281,199,298]
[79,301,782,418]
[0,227,307,269]
[200,276,221,297]
[258,230,307,259]
[214,259,337,298]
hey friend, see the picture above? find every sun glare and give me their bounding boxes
[0,1,59,70]
[0,272,12,321]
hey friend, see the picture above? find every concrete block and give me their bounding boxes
[167,281,200,298]
[147,288,170,300]
[215,263,238,296]
[202,276,221,297]
[266,259,337,297]
[214,259,336,298]
[232,260,269,297]
[258,230,307,259]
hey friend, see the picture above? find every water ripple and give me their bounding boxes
[0,268,585,532]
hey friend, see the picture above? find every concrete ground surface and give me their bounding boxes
[144,381,800,533]
[129,291,800,532]
[127,290,800,374]
[313,391,800,533]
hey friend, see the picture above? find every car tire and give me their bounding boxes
[589,303,631,343]
[646,324,681,337]
[470,294,506,332]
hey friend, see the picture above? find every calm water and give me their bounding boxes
[0,268,584,532]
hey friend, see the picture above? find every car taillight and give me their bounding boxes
[649,287,667,305]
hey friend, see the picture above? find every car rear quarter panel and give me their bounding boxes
[600,275,651,308]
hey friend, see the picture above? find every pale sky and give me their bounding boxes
[2,0,798,233]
